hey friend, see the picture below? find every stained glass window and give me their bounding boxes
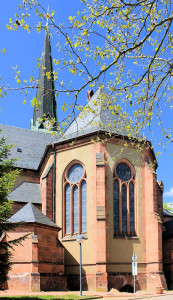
[122,184,127,233]
[129,182,135,234]
[64,163,87,236]
[114,180,119,233]
[65,184,71,234]
[116,163,131,182]
[73,186,78,233]
[81,180,87,232]
[68,164,84,183]
[114,162,135,237]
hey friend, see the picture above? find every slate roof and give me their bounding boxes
[9,182,42,204]
[163,208,173,217]
[8,203,58,228]
[59,88,137,142]
[0,124,55,170]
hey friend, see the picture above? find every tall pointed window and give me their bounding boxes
[63,163,87,236]
[113,161,136,237]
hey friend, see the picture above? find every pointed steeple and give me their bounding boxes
[31,26,58,131]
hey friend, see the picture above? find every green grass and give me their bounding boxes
[0,296,93,300]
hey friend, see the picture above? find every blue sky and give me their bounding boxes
[0,1,173,205]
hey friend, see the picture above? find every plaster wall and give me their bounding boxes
[106,143,144,272]
[12,175,30,190]
[56,141,146,275]
[56,143,97,275]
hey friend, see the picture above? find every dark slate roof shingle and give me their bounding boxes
[0,124,56,170]
[59,88,139,143]
[9,182,42,204]
[8,203,58,228]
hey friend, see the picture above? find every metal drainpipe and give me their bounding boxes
[52,143,56,223]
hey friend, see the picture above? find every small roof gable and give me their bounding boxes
[9,182,42,204]
[0,124,55,170]
[8,203,58,228]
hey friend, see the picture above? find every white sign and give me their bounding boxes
[132,261,137,275]
[132,253,137,275]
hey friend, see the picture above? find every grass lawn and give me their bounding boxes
[0,296,94,300]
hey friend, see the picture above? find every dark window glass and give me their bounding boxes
[116,163,131,182]
[65,184,71,234]
[114,180,119,233]
[122,184,127,233]
[81,180,87,232]
[129,182,135,234]
[73,186,79,233]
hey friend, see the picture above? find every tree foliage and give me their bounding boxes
[0,135,28,289]
[1,0,173,153]
[163,202,173,213]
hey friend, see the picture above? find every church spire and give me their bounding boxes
[31,24,58,132]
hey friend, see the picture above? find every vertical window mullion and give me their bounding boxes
[119,181,122,235]
[79,183,81,234]
[71,184,73,235]
[127,183,130,235]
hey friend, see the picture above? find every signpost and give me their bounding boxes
[132,253,137,293]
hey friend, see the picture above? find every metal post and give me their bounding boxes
[76,235,84,297]
[79,242,82,296]
[134,273,135,293]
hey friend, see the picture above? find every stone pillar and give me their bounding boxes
[142,160,165,291]
[31,234,40,292]
[95,151,108,292]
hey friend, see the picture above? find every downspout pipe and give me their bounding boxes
[52,143,56,223]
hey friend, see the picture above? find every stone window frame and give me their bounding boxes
[113,159,137,238]
[62,160,87,238]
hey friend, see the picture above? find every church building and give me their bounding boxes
[0,27,172,292]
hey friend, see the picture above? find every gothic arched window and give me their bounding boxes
[113,161,136,237]
[63,163,87,236]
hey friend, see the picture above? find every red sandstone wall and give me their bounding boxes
[153,175,163,220]
[36,226,64,274]
[7,224,65,291]
[41,163,54,221]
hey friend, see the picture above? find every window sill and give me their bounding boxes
[62,233,88,242]
[114,234,138,239]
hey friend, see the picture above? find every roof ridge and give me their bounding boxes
[0,124,57,136]
[8,203,59,228]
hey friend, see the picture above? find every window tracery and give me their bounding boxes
[113,161,136,237]
[64,163,87,236]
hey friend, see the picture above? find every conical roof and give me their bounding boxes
[8,203,58,228]
[32,28,57,131]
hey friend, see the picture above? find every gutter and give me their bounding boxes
[52,143,56,223]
